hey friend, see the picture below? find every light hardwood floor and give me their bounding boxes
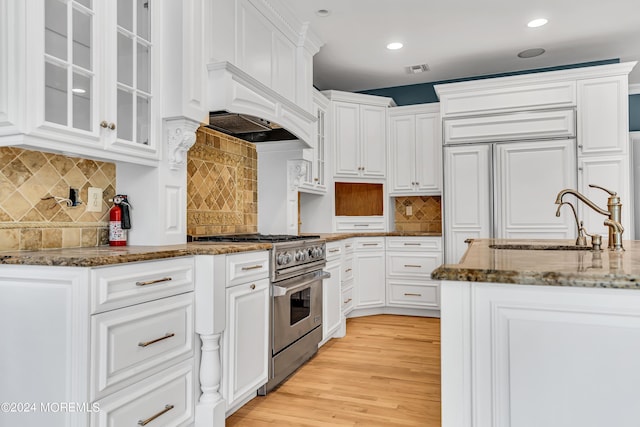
[226,314,441,426]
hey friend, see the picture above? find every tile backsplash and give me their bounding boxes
[394,196,442,233]
[0,147,115,251]
[186,127,258,236]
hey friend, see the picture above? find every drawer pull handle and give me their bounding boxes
[138,404,175,426]
[345,268,352,272]
[354,224,370,227]
[343,298,352,304]
[404,293,422,297]
[362,243,379,246]
[403,243,421,246]
[404,264,422,268]
[138,333,175,348]
[241,265,263,271]
[328,248,340,253]
[136,277,173,286]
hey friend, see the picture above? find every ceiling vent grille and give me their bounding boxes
[407,64,430,74]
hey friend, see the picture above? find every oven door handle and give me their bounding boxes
[273,271,331,297]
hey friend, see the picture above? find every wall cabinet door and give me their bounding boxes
[224,278,269,409]
[389,111,441,195]
[578,75,629,156]
[353,251,385,308]
[443,144,492,263]
[5,0,160,163]
[322,258,342,341]
[495,139,577,239]
[578,156,631,238]
[333,101,387,178]
[360,104,386,177]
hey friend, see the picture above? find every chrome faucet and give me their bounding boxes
[555,184,624,251]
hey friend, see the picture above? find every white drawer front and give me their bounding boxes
[444,109,576,144]
[342,285,354,313]
[386,236,442,251]
[387,280,439,308]
[226,251,269,287]
[91,293,194,399]
[91,257,194,314]
[335,217,386,232]
[92,359,194,427]
[343,240,354,253]
[354,238,385,250]
[326,242,343,261]
[387,252,442,277]
[343,256,354,281]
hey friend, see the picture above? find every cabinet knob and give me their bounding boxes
[250,283,256,290]
[100,121,116,130]
[314,178,319,181]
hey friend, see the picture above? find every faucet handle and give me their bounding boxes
[588,184,617,196]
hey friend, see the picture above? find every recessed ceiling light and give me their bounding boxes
[527,18,548,28]
[315,9,330,17]
[517,48,546,58]
[71,88,86,94]
[386,42,403,50]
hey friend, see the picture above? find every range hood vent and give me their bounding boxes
[207,62,315,146]
[207,111,298,142]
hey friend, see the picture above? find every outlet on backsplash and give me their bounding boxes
[0,147,115,251]
[394,196,442,233]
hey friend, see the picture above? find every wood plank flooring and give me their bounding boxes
[226,314,441,426]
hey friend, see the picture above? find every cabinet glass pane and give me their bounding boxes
[137,42,150,93]
[45,0,67,61]
[117,0,133,32]
[72,72,92,131]
[117,89,133,141]
[117,33,133,87]
[45,62,68,125]
[136,95,150,145]
[72,7,92,70]
[137,0,150,41]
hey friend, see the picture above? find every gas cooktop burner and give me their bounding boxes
[188,234,321,243]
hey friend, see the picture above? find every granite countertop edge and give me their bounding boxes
[0,232,441,267]
[432,238,640,290]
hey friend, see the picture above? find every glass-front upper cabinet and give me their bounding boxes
[27,0,159,162]
[112,0,153,149]
[43,0,98,139]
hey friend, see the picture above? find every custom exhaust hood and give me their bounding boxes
[206,62,316,146]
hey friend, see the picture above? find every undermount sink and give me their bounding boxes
[489,243,590,251]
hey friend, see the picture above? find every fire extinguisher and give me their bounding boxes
[109,195,132,246]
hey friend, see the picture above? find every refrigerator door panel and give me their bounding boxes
[494,139,578,239]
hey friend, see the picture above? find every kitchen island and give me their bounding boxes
[432,239,640,427]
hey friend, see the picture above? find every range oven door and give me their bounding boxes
[272,270,328,355]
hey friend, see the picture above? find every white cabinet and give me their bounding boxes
[494,139,577,239]
[0,257,196,427]
[223,278,269,410]
[576,74,632,237]
[1,0,161,164]
[322,241,343,342]
[352,238,385,309]
[388,104,441,195]
[220,251,269,413]
[385,237,442,311]
[442,281,640,427]
[299,89,329,194]
[323,90,395,178]
[443,144,492,263]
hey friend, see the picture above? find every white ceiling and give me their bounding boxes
[282,0,640,93]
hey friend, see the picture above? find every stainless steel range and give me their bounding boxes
[188,234,328,394]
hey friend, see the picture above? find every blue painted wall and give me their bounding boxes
[360,59,640,131]
[630,94,640,132]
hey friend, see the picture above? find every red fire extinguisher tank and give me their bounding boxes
[109,195,131,246]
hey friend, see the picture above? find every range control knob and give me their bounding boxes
[277,252,293,265]
[295,250,307,262]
